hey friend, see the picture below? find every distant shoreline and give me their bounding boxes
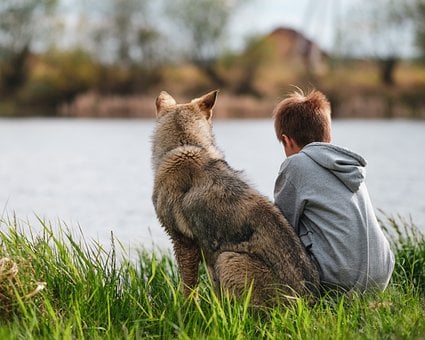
[57,91,425,120]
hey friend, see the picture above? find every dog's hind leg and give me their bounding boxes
[214,251,277,306]
[170,232,201,297]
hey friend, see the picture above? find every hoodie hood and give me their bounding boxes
[301,142,367,193]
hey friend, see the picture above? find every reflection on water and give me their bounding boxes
[1,118,424,251]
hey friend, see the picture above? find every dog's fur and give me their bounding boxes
[151,90,320,305]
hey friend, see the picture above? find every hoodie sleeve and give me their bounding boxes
[273,159,305,234]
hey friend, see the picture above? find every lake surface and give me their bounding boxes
[1,118,424,252]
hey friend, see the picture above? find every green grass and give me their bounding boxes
[0,215,424,339]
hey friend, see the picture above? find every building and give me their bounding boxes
[266,27,329,74]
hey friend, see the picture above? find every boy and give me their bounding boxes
[273,89,394,293]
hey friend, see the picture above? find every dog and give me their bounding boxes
[151,90,320,306]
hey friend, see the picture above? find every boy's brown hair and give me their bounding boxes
[273,89,331,147]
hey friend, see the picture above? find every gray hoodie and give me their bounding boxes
[274,142,395,292]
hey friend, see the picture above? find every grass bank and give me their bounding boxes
[0,216,424,339]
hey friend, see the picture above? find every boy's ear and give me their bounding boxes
[281,135,302,156]
[156,91,177,117]
[192,90,219,119]
[281,134,290,146]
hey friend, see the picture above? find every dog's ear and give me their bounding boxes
[193,90,219,119]
[156,91,177,117]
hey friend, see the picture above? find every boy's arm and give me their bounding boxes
[273,162,304,233]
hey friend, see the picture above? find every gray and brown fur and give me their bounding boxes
[151,90,320,306]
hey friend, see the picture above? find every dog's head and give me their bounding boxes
[152,90,220,166]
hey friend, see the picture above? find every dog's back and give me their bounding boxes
[152,91,320,305]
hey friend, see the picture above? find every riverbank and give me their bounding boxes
[57,87,425,119]
[0,216,424,338]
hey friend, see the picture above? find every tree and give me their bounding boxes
[71,0,164,93]
[413,0,425,60]
[78,0,161,67]
[231,35,274,97]
[339,0,414,86]
[165,0,244,87]
[0,0,58,93]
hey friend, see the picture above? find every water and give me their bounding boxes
[1,118,424,252]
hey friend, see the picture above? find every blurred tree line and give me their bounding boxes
[338,0,425,86]
[1,0,425,116]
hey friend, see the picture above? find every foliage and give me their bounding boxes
[339,0,414,59]
[0,0,58,93]
[338,0,416,85]
[78,0,161,67]
[221,35,278,96]
[19,49,102,106]
[0,0,57,58]
[414,0,425,60]
[0,216,424,338]
[164,0,246,87]
[165,0,242,62]
[0,47,164,116]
